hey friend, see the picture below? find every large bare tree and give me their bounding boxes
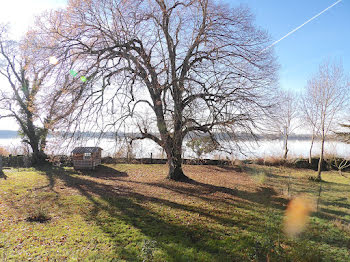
[270,90,299,160]
[0,25,89,164]
[301,85,321,164]
[35,0,278,180]
[305,60,350,180]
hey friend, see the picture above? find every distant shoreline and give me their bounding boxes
[0,130,19,139]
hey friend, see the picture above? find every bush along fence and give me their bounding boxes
[1,155,31,168]
[250,157,350,173]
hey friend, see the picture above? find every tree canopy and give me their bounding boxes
[30,0,278,180]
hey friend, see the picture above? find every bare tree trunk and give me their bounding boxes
[283,134,289,160]
[30,142,46,165]
[316,182,322,212]
[166,143,188,181]
[167,154,187,181]
[30,143,41,165]
[25,117,47,165]
[165,124,189,181]
[39,129,49,153]
[309,133,315,164]
[317,136,325,181]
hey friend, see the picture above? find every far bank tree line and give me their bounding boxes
[269,60,349,181]
[0,0,349,181]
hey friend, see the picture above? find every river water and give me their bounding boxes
[1,137,349,160]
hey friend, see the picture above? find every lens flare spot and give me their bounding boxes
[48,56,58,65]
[69,69,78,77]
[284,196,315,237]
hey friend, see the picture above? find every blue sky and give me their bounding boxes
[1,0,346,93]
[0,0,349,130]
[228,0,350,92]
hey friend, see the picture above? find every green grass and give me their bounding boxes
[0,164,349,261]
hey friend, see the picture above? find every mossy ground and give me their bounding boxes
[0,164,349,261]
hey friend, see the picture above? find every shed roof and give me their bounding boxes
[72,147,102,154]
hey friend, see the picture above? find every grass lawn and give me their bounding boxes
[0,163,350,261]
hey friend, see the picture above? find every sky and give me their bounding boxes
[0,0,349,130]
[229,0,350,92]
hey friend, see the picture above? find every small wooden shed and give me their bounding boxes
[72,147,102,170]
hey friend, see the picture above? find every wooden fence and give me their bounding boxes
[101,156,233,166]
[0,154,233,168]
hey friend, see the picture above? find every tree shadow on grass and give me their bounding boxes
[322,199,350,210]
[125,178,289,211]
[77,164,129,179]
[186,180,290,210]
[37,165,248,261]
[0,170,7,180]
[35,164,350,260]
[244,165,293,180]
[34,165,127,192]
[206,165,244,173]
[316,208,350,223]
[33,164,65,194]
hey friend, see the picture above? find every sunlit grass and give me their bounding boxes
[0,164,349,261]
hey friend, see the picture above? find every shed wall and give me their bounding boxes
[72,149,102,169]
